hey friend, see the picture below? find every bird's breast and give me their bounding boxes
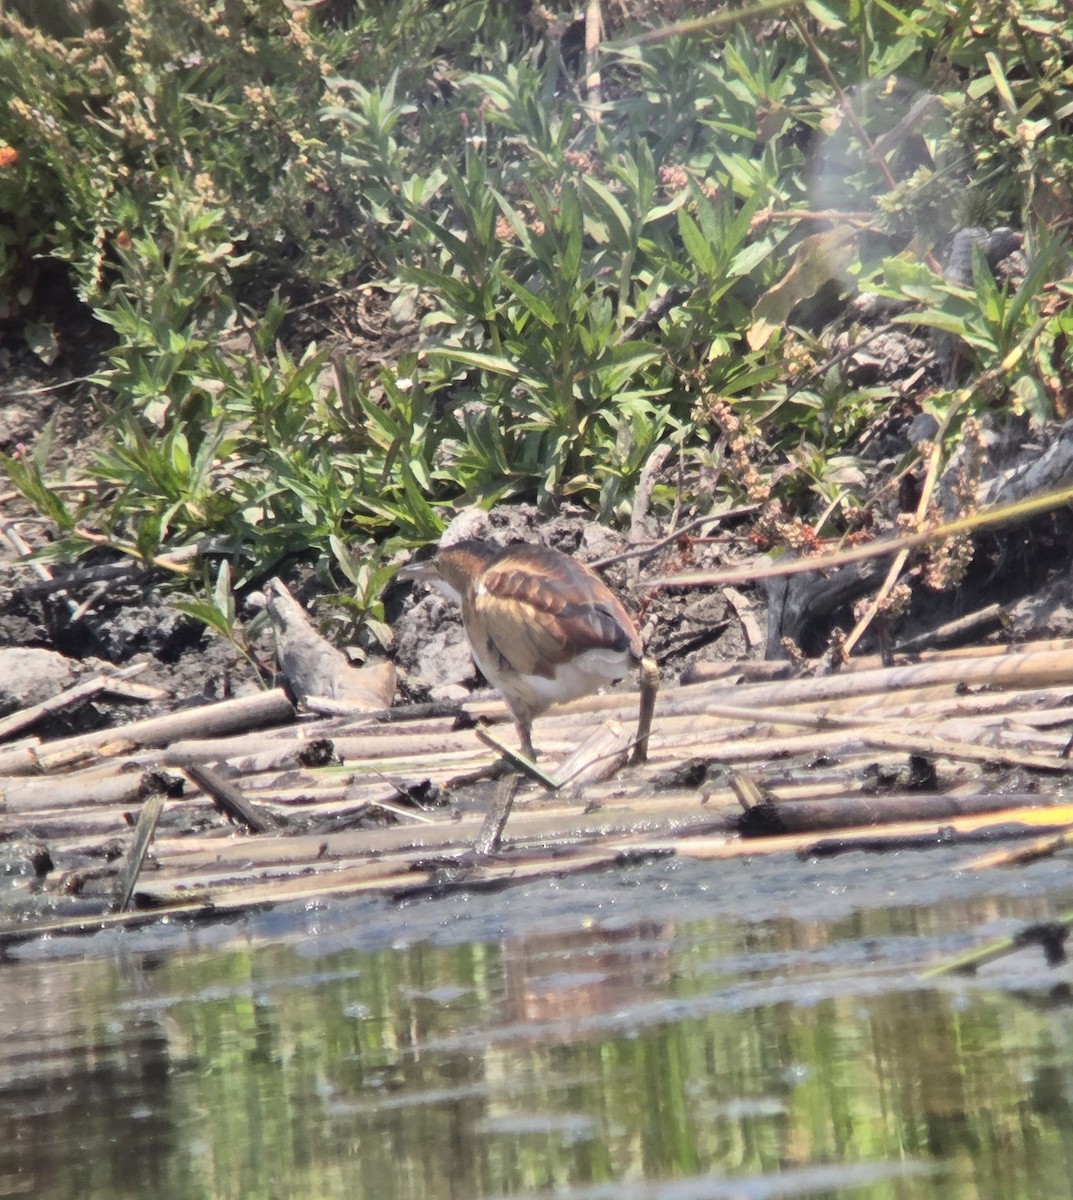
[470,636,632,716]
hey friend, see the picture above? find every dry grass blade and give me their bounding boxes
[612,0,796,46]
[474,725,558,788]
[109,787,167,913]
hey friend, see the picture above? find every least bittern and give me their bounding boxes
[399,539,658,763]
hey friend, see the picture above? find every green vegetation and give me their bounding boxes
[0,0,1069,642]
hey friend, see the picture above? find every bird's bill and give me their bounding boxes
[396,558,439,582]
[397,557,464,605]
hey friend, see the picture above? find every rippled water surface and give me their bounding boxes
[5,850,1073,1200]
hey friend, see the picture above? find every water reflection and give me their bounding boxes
[3,858,1073,1200]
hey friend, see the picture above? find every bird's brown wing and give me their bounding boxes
[470,545,641,679]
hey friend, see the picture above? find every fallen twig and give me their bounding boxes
[2,765,152,815]
[0,689,296,775]
[0,663,151,743]
[737,791,1046,837]
[894,604,1008,654]
[184,763,281,834]
[473,774,522,856]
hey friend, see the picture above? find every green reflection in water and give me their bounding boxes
[4,898,1073,1200]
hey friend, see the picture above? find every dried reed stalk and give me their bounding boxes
[0,690,296,776]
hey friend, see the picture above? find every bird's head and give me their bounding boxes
[397,539,500,605]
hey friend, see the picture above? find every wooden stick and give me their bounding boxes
[894,603,1008,654]
[583,0,602,123]
[681,637,1073,685]
[2,765,149,815]
[141,792,735,881]
[473,775,521,856]
[962,827,1073,869]
[165,736,336,775]
[859,727,1072,773]
[728,770,772,812]
[637,803,1073,861]
[0,663,150,743]
[0,689,296,776]
[665,646,1073,717]
[13,801,212,841]
[681,659,795,685]
[183,763,280,834]
[737,791,1047,837]
[499,645,1073,730]
[844,404,953,655]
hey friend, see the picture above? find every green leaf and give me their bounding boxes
[1005,232,1062,333]
[425,348,520,377]
[502,276,557,329]
[803,0,845,30]
[213,560,235,625]
[748,228,855,351]
[174,598,235,639]
[729,239,776,278]
[582,177,634,249]
[1010,375,1050,425]
[677,210,717,276]
[971,244,1003,324]
[985,51,1018,116]
[559,186,583,280]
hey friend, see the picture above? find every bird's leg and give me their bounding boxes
[516,717,537,761]
[629,656,659,766]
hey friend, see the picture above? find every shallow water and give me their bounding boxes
[4,850,1073,1200]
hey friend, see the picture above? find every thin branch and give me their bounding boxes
[649,481,1073,590]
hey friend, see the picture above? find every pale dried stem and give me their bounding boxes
[0,689,295,775]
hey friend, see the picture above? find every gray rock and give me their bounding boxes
[394,577,478,692]
[0,647,77,713]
